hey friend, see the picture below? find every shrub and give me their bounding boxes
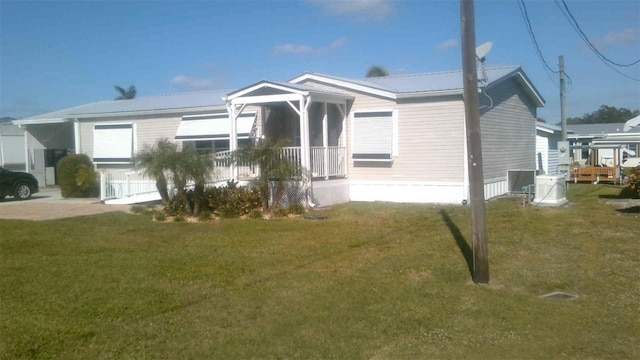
[152,210,166,222]
[199,184,262,217]
[57,154,98,198]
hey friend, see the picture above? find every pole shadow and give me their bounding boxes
[439,209,473,277]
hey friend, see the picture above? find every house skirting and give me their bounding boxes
[484,177,508,200]
[310,179,350,207]
[349,181,466,205]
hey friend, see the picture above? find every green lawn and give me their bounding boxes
[1,184,638,359]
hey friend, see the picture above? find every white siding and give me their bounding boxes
[536,134,549,174]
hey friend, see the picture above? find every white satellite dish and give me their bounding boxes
[476,42,493,85]
[623,115,640,132]
[476,41,493,62]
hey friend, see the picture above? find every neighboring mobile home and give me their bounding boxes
[14,66,544,206]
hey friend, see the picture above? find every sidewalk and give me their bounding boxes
[0,187,131,221]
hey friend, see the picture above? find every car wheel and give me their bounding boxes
[14,182,32,200]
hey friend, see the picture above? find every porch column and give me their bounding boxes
[300,96,311,174]
[338,102,348,177]
[227,102,238,181]
[322,102,329,179]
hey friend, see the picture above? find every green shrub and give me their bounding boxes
[199,185,262,217]
[57,154,98,198]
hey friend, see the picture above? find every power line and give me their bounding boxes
[556,0,640,68]
[518,0,559,79]
[554,0,640,82]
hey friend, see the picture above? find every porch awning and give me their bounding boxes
[175,112,255,141]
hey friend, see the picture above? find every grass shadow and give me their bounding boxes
[616,206,640,214]
[440,209,473,277]
[598,185,639,199]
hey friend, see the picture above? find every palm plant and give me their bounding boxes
[114,85,137,100]
[176,148,214,215]
[235,139,301,213]
[133,138,177,203]
[365,65,389,78]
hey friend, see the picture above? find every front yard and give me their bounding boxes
[1,184,638,359]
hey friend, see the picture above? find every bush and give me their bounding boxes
[57,154,98,198]
[199,184,262,217]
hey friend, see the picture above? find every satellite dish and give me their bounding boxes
[476,42,493,62]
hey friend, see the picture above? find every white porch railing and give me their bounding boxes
[100,146,346,203]
[100,171,160,203]
[311,146,346,178]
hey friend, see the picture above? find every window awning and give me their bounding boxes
[175,112,255,141]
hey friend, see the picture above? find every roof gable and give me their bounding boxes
[290,66,545,106]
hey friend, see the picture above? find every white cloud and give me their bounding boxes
[274,37,348,55]
[308,0,394,21]
[437,39,458,51]
[273,44,315,54]
[170,75,217,91]
[595,29,638,47]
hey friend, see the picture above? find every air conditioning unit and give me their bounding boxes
[533,175,568,206]
[508,170,537,193]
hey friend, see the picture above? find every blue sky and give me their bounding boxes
[1,0,639,124]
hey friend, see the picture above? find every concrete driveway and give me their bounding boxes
[0,187,131,221]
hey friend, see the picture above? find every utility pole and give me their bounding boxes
[560,56,567,141]
[460,0,489,284]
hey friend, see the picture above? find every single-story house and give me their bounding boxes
[14,65,545,206]
[568,123,640,166]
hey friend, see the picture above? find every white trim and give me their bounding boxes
[227,82,308,100]
[290,73,397,100]
[231,94,304,106]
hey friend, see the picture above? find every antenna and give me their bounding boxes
[476,41,493,84]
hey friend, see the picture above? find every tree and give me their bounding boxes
[566,105,639,125]
[114,85,137,100]
[133,138,177,203]
[365,65,389,78]
[234,139,301,213]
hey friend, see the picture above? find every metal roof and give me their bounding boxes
[568,123,640,136]
[16,90,229,124]
[363,66,520,93]
[291,66,544,106]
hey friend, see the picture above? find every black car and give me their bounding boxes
[0,167,39,200]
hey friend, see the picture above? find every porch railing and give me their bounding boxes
[311,146,346,178]
[100,171,159,202]
[100,146,346,203]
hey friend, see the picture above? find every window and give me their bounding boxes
[93,124,134,163]
[351,110,398,161]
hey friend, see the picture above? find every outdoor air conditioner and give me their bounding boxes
[508,170,537,193]
[533,175,568,206]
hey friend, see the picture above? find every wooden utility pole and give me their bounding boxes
[460,0,489,284]
[560,56,567,141]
